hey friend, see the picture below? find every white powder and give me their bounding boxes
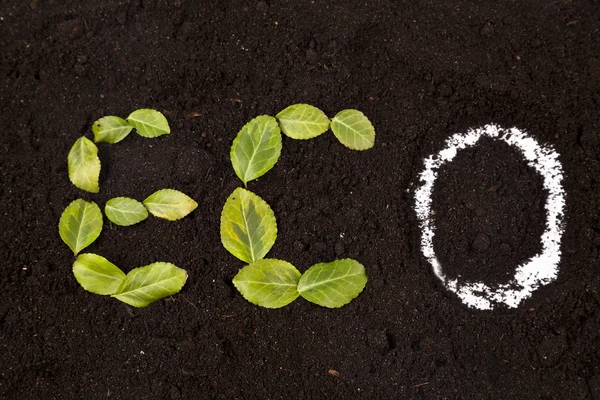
[414,124,566,310]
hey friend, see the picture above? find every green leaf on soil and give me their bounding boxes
[73,253,126,295]
[233,259,301,308]
[126,109,170,138]
[67,136,101,193]
[297,259,368,308]
[59,199,103,255]
[143,189,198,221]
[330,109,375,150]
[230,115,282,186]
[275,104,330,140]
[112,262,188,308]
[92,116,133,144]
[105,197,148,226]
[220,187,277,264]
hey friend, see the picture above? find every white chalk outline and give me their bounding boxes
[414,124,566,310]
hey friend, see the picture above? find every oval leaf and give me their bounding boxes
[297,259,368,308]
[230,115,282,186]
[330,109,375,150]
[112,262,188,308]
[105,197,148,226]
[68,136,101,193]
[127,109,170,138]
[73,253,126,295]
[220,188,277,263]
[59,199,103,255]
[143,189,198,221]
[275,104,330,140]
[233,259,301,308]
[92,116,133,144]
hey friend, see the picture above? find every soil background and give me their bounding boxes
[1,0,600,399]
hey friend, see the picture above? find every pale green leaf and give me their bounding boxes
[330,109,375,150]
[92,116,133,144]
[230,115,282,186]
[127,109,170,138]
[233,259,301,308]
[298,259,368,308]
[112,262,188,308]
[73,253,126,295]
[143,189,198,221]
[275,104,330,140]
[67,136,101,193]
[220,188,277,263]
[59,199,103,255]
[105,197,148,226]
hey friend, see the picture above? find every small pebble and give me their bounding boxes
[437,82,452,97]
[499,243,511,254]
[170,385,182,399]
[293,241,305,252]
[185,97,201,110]
[73,63,86,75]
[312,242,327,253]
[256,1,268,12]
[271,79,284,91]
[57,19,84,39]
[335,241,345,256]
[480,22,495,37]
[289,199,302,210]
[472,233,490,251]
[366,329,388,354]
[305,48,319,65]
[117,10,127,25]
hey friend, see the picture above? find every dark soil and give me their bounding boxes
[1,1,599,399]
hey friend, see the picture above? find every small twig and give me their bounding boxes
[180,294,198,312]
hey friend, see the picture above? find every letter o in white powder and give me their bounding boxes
[414,125,566,310]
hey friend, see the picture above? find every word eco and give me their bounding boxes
[61,106,562,312]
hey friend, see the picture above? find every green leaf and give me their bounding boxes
[233,259,301,308]
[143,189,198,221]
[92,116,133,144]
[275,104,330,140]
[68,136,101,193]
[230,115,282,186]
[59,199,103,255]
[112,262,188,308]
[330,109,375,150]
[105,197,148,226]
[297,259,368,308]
[220,188,277,263]
[73,253,126,295]
[127,109,170,138]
